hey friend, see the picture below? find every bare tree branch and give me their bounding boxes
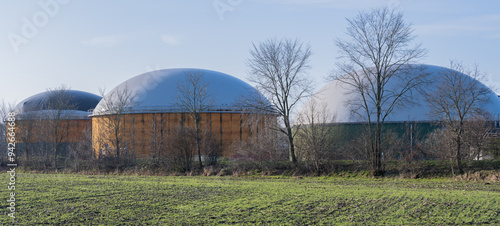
[423,61,491,174]
[247,37,313,163]
[333,8,427,176]
[96,86,138,163]
[44,85,77,169]
[175,70,214,169]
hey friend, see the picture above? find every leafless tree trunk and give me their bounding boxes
[176,70,214,169]
[97,86,137,163]
[424,61,491,174]
[147,113,167,161]
[47,85,77,169]
[12,91,75,168]
[333,8,426,176]
[247,38,313,163]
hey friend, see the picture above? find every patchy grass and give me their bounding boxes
[1,174,498,225]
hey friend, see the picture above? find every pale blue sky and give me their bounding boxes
[1,0,499,106]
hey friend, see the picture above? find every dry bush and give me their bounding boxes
[424,127,467,175]
[487,138,500,159]
[165,126,195,172]
[462,116,493,160]
[424,116,493,175]
[380,130,405,161]
[424,128,457,159]
[66,126,94,171]
[456,170,500,182]
[199,129,222,166]
[231,129,288,168]
[164,125,222,171]
[295,100,338,172]
[338,129,370,161]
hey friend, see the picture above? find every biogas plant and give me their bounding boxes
[13,68,276,162]
[11,65,500,163]
[90,68,276,160]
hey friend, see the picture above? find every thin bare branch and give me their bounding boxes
[332,7,426,175]
[247,37,313,163]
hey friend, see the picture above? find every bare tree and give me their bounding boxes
[43,86,77,169]
[175,70,214,169]
[295,100,337,172]
[424,62,491,174]
[96,86,137,163]
[333,8,426,175]
[247,38,313,163]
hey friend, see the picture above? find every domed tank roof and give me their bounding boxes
[300,64,500,123]
[15,90,102,113]
[93,68,271,115]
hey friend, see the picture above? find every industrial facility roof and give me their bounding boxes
[14,90,102,119]
[93,68,272,115]
[299,64,500,123]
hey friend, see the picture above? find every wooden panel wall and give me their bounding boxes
[92,112,275,159]
[14,119,91,143]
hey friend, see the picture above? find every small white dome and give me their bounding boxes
[14,90,101,119]
[300,64,500,123]
[94,68,269,115]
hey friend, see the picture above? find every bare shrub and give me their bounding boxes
[67,126,94,171]
[424,127,462,175]
[166,126,195,172]
[232,128,288,168]
[462,115,493,160]
[338,127,370,161]
[423,61,492,174]
[424,115,494,175]
[200,129,222,166]
[295,100,337,172]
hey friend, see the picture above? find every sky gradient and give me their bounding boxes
[1,0,499,107]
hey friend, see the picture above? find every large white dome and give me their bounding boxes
[300,64,500,123]
[93,68,269,115]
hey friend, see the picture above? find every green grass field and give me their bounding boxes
[1,174,498,225]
